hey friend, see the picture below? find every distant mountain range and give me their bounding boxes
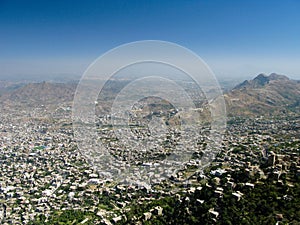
[0,73,299,117]
[0,81,76,107]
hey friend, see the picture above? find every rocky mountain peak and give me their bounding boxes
[227,73,300,116]
[235,73,290,90]
[253,73,269,86]
[268,73,289,81]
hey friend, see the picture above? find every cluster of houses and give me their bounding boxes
[0,99,299,224]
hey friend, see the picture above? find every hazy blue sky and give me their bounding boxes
[1,0,300,79]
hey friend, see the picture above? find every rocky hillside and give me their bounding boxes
[225,73,300,116]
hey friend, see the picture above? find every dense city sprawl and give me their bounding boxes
[0,101,299,224]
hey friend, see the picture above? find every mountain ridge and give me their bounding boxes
[226,73,300,116]
[0,73,299,117]
[234,73,291,89]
